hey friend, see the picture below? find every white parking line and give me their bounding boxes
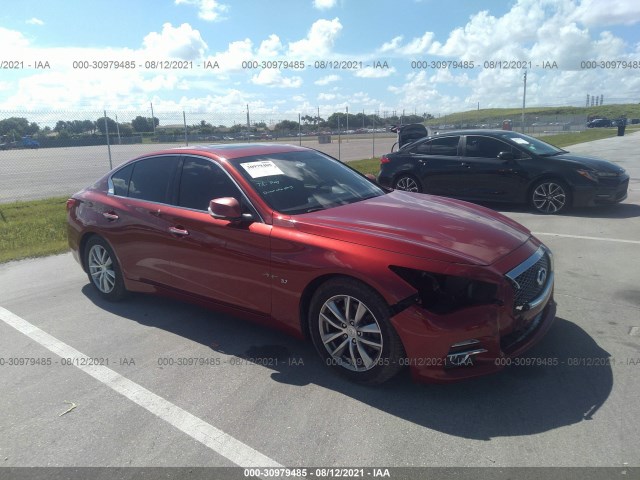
[533,232,640,245]
[0,306,282,469]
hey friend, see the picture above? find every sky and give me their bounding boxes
[1,0,640,121]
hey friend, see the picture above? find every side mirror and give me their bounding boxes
[208,197,253,223]
[497,151,514,161]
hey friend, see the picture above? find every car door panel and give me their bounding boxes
[160,208,272,314]
[158,155,272,315]
[459,136,530,202]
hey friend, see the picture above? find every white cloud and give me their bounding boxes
[207,38,253,72]
[288,18,343,58]
[571,0,640,26]
[402,32,435,55]
[315,74,340,85]
[26,18,44,26]
[251,70,303,88]
[380,36,403,53]
[258,34,283,57]
[175,0,229,21]
[313,0,337,10]
[142,23,208,60]
[354,67,396,78]
[0,27,30,50]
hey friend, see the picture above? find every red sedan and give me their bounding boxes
[67,144,556,384]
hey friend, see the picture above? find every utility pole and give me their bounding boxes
[150,102,156,135]
[521,70,527,133]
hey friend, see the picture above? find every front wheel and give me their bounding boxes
[309,278,405,385]
[530,179,571,214]
[393,174,422,193]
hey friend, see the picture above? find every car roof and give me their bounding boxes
[139,143,310,160]
[429,129,522,136]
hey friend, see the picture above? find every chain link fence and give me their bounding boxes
[0,110,400,203]
[0,107,596,203]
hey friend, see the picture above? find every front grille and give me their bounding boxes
[506,248,551,312]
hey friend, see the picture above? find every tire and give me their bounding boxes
[530,179,571,214]
[308,278,405,385]
[84,236,128,301]
[393,174,422,193]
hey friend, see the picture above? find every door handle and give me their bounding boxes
[169,226,189,236]
[102,211,119,221]
[460,162,471,168]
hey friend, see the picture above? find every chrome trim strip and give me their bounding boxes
[446,348,488,366]
[450,339,480,348]
[106,154,265,223]
[505,246,546,281]
[524,271,554,311]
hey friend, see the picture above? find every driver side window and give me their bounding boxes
[177,157,241,211]
[465,136,515,159]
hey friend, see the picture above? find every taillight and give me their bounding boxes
[380,155,390,164]
[66,198,78,211]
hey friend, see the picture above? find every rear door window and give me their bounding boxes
[128,156,180,204]
[416,136,460,156]
[110,164,134,196]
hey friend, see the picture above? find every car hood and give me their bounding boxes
[553,152,624,173]
[290,191,531,265]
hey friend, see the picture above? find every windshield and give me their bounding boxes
[497,131,565,156]
[231,150,385,215]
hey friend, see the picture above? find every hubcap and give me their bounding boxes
[88,245,116,293]
[533,182,566,213]
[395,176,419,192]
[319,295,383,372]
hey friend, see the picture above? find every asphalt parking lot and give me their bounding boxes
[0,133,639,473]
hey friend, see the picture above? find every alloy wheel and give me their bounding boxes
[88,244,116,293]
[395,176,420,192]
[318,295,383,372]
[532,181,567,213]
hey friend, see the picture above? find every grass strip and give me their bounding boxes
[0,196,70,263]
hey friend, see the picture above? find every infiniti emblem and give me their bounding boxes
[536,267,547,286]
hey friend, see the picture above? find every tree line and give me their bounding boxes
[0,112,433,140]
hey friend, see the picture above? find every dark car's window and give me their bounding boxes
[178,157,241,211]
[128,156,180,204]
[421,136,460,156]
[412,140,431,154]
[230,150,384,215]
[111,163,134,196]
[464,136,514,159]
[497,132,564,156]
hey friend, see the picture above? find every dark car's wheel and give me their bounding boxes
[393,174,422,193]
[530,179,571,214]
[309,278,405,385]
[84,236,127,301]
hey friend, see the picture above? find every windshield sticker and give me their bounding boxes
[511,138,530,145]
[240,160,284,178]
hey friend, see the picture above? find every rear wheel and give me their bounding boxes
[309,278,405,385]
[84,236,128,301]
[530,179,570,214]
[393,174,422,193]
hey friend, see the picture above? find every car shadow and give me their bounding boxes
[83,286,612,441]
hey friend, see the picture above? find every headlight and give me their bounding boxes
[390,266,500,314]
[577,169,598,182]
[577,169,621,181]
